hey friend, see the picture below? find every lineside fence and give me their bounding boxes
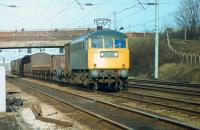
[165,28,200,66]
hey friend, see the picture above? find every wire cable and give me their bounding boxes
[28,0,54,28]
[72,0,106,25]
[37,0,75,29]
[74,0,85,11]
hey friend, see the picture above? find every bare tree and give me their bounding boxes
[175,0,200,40]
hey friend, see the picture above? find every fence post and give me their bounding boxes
[181,53,185,63]
[193,53,197,66]
[199,55,200,65]
[185,53,188,64]
[190,53,193,65]
[178,52,181,62]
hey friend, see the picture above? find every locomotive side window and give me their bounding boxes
[81,42,84,50]
[91,37,103,48]
[115,38,126,48]
[104,37,113,48]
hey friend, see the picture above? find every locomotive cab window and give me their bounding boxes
[115,38,126,48]
[91,37,103,48]
[104,37,113,48]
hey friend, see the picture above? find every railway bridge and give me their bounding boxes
[0,28,94,49]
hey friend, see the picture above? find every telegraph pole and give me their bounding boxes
[154,0,159,79]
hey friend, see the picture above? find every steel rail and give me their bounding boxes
[8,77,200,130]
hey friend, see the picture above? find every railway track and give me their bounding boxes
[128,79,200,92]
[7,77,200,130]
[127,82,200,97]
[98,91,200,115]
[129,78,200,88]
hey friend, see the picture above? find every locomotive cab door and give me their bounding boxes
[64,43,71,73]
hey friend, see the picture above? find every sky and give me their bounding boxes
[0,0,182,32]
[0,0,182,64]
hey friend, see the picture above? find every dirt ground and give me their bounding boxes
[6,82,89,130]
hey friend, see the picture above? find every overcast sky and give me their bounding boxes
[0,0,181,32]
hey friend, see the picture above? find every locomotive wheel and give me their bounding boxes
[93,83,99,91]
[118,80,123,90]
[122,80,128,90]
[113,80,123,91]
[112,86,119,91]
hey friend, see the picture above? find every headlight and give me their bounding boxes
[91,70,99,78]
[120,69,128,78]
[114,52,118,57]
[100,52,104,57]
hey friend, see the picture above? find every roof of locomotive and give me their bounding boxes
[71,29,127,44]
[87,29,127,38]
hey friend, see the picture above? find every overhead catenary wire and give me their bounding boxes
[105,1,180,21]
[104,0,150,18]
[37,0,75,29]
[82,2,142,6]
[136,0,145,9]
[103,0,150,29]
[28,0,54,28]
[72,0,106,26]
[73,0,149,28]
[0,3,20,8]
[118,6,151,22]
[74,0,85,11]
